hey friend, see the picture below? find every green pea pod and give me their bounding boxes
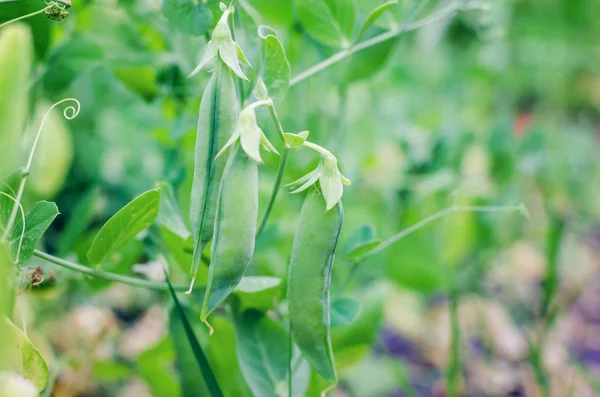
[201,144,258,327]
[0,24,32,177]
[288,188,343,383]
[190,61,239,286]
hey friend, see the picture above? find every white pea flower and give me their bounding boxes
[287,142,351,211]
[216,101,278,164]
[188,5,251,80]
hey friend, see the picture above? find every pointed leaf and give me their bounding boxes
[166,272,223,397]
[355,1,397,43]
[9,201,59,263]
[295,0,356,48]
[258,26,291,101]
[342,224,381,260]
[157,182,189,239]
[234,310,289,396]
[330,299,361,328]
[87,189,159,264]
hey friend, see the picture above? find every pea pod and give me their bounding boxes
[201,144,258,325]
[190,61,239,287]
[287,188,343,383]
[0,24,32,177]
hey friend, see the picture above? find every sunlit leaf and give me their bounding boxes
[0,318,49,392]
[9,201,59,263]
[295,0,356,48]
[87,189,159,264]
[258,26,291,100]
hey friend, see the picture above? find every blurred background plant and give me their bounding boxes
[1,0,600,396]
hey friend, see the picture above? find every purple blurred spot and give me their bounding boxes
[575,348,600,366]
[389,383,436,397]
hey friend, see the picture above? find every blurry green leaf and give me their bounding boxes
[87,189,160,264]
[139,338,181,397]
[342,224,381,260]
[295,0,356,48]
[253,77,269,100]
[235,276,281,293]
[93,361,132,381]
[163,0,213,36]
[169,308,210,397]
[330,298,361,328]
[166,272,223,397]
[157,182,189,239]
[283,132,308,150]
[234,309,289,396]
[43,36,105,94]
[9,201,59,263]
[57,187,99,256]
[0,318,48,392]
[207,316,253,397]
[0,0,50,58]
[355,0,397,42]
[258,26,291,100]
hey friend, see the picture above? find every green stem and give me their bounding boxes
[446,290,461,397]
[257,148,289,237]
[363,204,526,259]
[0,4,54,29]
[33,249,192,292]
[2,99,80,242]
[256,103,290,237]
[289,2,467,86]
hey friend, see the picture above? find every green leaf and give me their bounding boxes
[355,0,397,43]
[139,338,182,397]
[258,26,291,101]
[342,224,381,260]
[162,0,213,36]
[87,189,160,264]
[157,182,189,239]
[283,132,307,150]
[295,0,356,48]
[330,299,361,328]
[253,77,269,100]
[165,272,223,397]
[0,317,49,392]
[235,276,281,293]
[57,187,99,256]
[234,310,289,396]
[9,201,59,263]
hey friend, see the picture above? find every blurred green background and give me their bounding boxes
[1,0,600,395]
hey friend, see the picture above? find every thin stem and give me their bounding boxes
[257,149,289,237]
[0,4,53,29]
[363,204,526,259]
[33,249,192,292]
[256,103,290,237]
[288,320,293,397]
[290,2,465,86]
[2,99,81,242]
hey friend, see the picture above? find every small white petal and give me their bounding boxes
[291,172,320,194]
[319,172,343,211]
[286,168,319,187]
[219,41,249,81]
[188,41,218,78]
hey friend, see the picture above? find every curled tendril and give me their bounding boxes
[0,191,26,264]
[25,98,81,172]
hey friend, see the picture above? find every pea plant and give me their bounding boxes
[0,1,527,396]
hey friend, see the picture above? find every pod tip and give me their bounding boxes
[185,277,196,295]
[202,317,214,336]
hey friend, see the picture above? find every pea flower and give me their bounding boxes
[216,100,278,164]
[287,142,351,211]
[188,4,250,81]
